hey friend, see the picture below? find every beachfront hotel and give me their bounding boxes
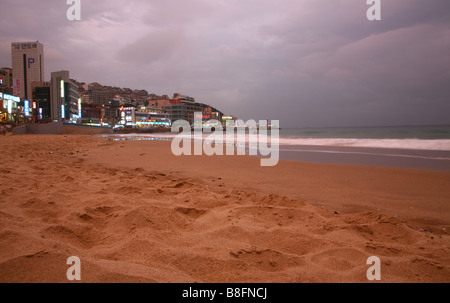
[163,93,224,126]
[11,41,44,100]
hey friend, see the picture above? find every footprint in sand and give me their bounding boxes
[229,247,301,272]
[175,207,207,219]
[310,248,367,272]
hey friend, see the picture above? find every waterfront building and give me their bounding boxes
[164,94,223,126]
[11,41,44,100]
[0,68,13,94]
[50,71,79,122]
[118,106,170,127]
[147,98,171,108]
[31,81,51,121]
[0,92,21,123]
[86,89,109,105]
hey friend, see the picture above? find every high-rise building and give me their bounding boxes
[50,71,79,122]
[164,100,204,125]
[31,81,52,121]
[164,94,224,125]
[0,68,13,94]
[86,89,109,105]
[11,41,45,100]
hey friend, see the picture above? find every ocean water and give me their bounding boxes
[278,125,450,151]
[276,125,450,171]
[104,125,450,171]
[280,125,450,140]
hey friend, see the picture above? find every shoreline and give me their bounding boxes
[104,133,450,172]
[278,144,450,172]
[0,134,449,282]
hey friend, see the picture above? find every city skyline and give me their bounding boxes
[1,0,449,128]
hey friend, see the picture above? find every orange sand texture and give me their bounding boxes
[0,135,449,282]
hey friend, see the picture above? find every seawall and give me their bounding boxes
[12,122,113,135]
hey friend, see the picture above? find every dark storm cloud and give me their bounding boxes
[0,0,449,127]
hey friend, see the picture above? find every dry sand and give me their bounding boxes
[0,134,449,282]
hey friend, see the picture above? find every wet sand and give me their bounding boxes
[278,144,450,172]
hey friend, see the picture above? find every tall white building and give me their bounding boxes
[51,70,79,122]
[11,41,45,100]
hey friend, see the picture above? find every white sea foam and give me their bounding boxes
[105,133,450,151]
[277,138,450,151]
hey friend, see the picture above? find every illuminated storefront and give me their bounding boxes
[119,107,135,126]
[119,107,171,127]
[0,92,22,123]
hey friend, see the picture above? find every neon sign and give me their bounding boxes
[24,100,29,117]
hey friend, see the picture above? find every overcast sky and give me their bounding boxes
[1,0,449,127]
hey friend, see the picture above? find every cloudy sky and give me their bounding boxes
[1,0,449,127]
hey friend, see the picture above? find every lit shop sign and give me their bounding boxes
[0,93,18,114]
[0,93,20,102]
[24,100,30,117]
[120,108,135,126]
[222,116,233,120]
[61,105,65,119]
[61,80,65,98]
[14,79,20,97]
[39,108,43,120]
[136,121,171,126]
[78,99,82,118]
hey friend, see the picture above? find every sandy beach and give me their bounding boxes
[0,134,449,282]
